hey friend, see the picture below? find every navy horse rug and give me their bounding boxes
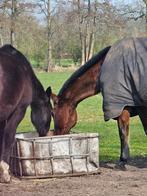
[100,37,147,121]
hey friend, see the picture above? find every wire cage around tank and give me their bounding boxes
[10,132,99,179]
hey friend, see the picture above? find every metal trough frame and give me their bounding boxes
[11,133,99,179]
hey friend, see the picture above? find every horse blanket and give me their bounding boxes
[100,37,147,121]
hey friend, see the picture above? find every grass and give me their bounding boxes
[54,59,75,67]
[17,71,147,162]
[30,58,75,68]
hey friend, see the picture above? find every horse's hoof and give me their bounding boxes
[0,161,11,183]
[114,162,127,171]
[0,173,11,183]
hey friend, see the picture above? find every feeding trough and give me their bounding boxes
[10,132,99,179]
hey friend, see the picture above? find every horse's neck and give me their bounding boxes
[60,62,100,106]
[31,73,46,103]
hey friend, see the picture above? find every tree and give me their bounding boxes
[46,0,53,71]
[10,0,17,45]
[37,0,54,72]
[0,0,9,45]
[64,0,125,65]
[0,0,137,69]
[115,0,147,34]
[0,0,37,46]
[75,0,97,65]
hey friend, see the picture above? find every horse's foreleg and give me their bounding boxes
[137,107,147,135]
[117,109,130,169]
[0,106,27,183]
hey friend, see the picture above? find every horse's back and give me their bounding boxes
[0,44,17,54]
[0,44,32,84]
[0,45,33,120]
[100,37,147,121]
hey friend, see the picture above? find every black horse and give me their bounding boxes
[0,44,52,183]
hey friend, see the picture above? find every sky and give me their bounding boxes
[111,0,140,5]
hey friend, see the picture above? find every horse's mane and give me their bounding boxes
[58,46,111,96]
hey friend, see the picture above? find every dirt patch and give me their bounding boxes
[0,157,147,196]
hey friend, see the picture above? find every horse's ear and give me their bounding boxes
[51,93,58,106]
[46,86,52,97]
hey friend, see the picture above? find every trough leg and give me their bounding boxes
[117,109,130,170]
[0,106,27,183]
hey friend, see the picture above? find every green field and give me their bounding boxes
[17,71,147,162]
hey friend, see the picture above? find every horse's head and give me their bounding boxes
[51,93,77,135]
[31,86,52,137]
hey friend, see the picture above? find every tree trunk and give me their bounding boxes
[47,0,53,72]
[10,0,17,46]
[145,2,147,33]
[0,33,3,46]
[0,19,3,46]
[77,0,96,65]
[88,32,95,60]
[143,0,147,33]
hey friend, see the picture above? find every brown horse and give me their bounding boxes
[51,37,147,169]
[51,46,110,134]
[0,44,52,183]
